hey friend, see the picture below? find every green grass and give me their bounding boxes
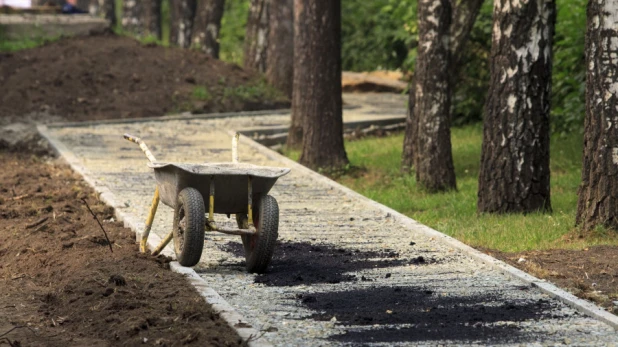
[222,78,284,101]
[192,86,212,101]
[284,125,618,252]
[0,35,60,52]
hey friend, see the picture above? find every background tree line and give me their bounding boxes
[73,0,614,233]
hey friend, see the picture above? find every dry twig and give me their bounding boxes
[81,198,113,253]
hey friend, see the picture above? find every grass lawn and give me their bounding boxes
[286,125,618,252]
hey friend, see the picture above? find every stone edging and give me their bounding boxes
[234,130,618,331]
[37,125,272,347]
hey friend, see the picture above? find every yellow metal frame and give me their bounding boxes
[145,175,257,257]
[247,176,253,226]
[140,186,160,253]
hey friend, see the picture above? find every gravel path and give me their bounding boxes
[42,95,618,346]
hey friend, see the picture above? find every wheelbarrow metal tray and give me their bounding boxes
[149,162,290,213]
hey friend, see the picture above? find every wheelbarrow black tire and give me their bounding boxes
[242,195,279,274]
[173,187,205,267]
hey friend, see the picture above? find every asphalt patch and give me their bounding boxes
[220,241,431,286]
[299,286,567,343]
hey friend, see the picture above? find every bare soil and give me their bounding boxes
[484,247,618,314]
[0,152,244,346]
[0,31,287,123]
[0,31,288,151]
[0,152,244,347]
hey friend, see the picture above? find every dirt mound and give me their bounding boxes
[0,31,288,124]
[0,152,242,346]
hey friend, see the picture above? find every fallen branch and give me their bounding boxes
[81,198,113,253]
[25,217,48,229]
[10,194,29,201]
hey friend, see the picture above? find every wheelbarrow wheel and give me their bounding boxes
[241,195,279,274]
[173,187,205,267]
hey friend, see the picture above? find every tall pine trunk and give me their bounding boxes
[576,0,618,231]
[170,0,196,48]
[477,0,555,213]
[413,0,456,192]
[266,0,294,99]
[402,0,484,172]
[244,0,270,72]
[294,0,348,170]
[192,0,225,58]
[122,0,161,39]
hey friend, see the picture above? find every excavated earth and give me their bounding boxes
[0,152,243,346]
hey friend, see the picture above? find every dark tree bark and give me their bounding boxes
[121,0,160,38]
[121,1,141,34]
[576,0,618,231]
[477,0,555,213]
[413,0,456,192]
[192,0,226,58]
[266,0,294,99]
[402,0,484,172]
[170,0,197,48]
[244,0,270,72]
[93,0,116,26]
[294,0,348,170]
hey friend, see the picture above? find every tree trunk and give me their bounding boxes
[576,0,618,231]
[294,0,348,170]
[170,0,196,48]
[192,0,226,58]
[142,0,162,40]
[477,0,555,213]
[244,0,269,72]
[121,0,141,35]
[401,0,484,172]
[93,0,116,26]
[122,0,160,38]
[266,0,294,99]
[413,0,456,192]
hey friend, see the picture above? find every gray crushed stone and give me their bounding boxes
[42,95,618,346]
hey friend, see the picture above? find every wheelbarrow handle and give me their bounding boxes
[123,133,157,162]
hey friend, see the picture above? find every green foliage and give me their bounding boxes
[192,86,212,101]
[341,0,417,72]
[0,37,52,52]
[340,0,588,134]
[285,129,617,252]
[219,0,250,65]
[552,0,587,135]
[222,78,284,101]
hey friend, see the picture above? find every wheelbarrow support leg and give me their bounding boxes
[152,230,173,256]
[140,186,160,253]
[206,176,217,230]
[247,176,253,226]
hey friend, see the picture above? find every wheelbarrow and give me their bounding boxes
[123,133,290,273]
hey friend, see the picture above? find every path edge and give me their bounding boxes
[235,131,618,331]
[37,124,273,347]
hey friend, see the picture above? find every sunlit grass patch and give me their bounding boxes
[283,125,618,252]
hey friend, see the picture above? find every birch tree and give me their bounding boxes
[170,0,197,48]
[244,0,270,72]
[576,0,618,230]
[293,0,348,170]
[477,0,555,213]
[121,0,161,39]
[192,0,226,58]
[413,0,456,191]
[402,0,484,172]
